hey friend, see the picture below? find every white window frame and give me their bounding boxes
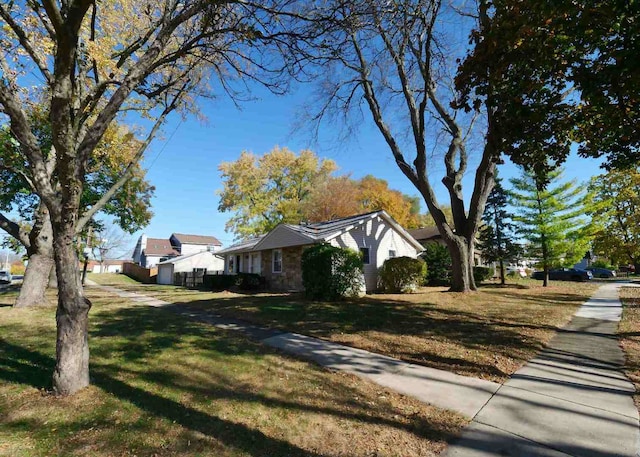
[388,250,396,258]
[272,249,283,273]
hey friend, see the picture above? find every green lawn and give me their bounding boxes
[0,285,465,457]
[90,274,599,382]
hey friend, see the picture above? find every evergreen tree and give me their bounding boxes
[478,175,520,285]
[510,168,591,287]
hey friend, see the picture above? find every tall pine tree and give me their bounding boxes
[478,175,520,285]
[510,168,592,287]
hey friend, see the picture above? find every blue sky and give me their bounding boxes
[121,83,604,250]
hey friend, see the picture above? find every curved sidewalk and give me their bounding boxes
[89,281,499,418]
[445,282,640,457]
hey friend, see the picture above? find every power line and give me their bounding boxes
[146,120,184,171]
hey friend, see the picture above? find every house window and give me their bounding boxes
[388,250,396,258]
[360,247,370,265]
[272,249,283,273]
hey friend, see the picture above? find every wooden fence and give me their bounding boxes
[123,262,157,284]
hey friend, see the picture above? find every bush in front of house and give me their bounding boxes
[473,266,495,284]
[236,272,266,290]
[204,274,237,291]
[421,242,451,286]
[302,243,364,300]
[204,273,266,291]
[378,257,427,293]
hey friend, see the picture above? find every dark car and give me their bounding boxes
[0,270,11,285]
[586,267,616,278]
[531,268,593,282]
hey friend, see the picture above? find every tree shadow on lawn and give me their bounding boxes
[0,306,462,456]
[169,294,565,380]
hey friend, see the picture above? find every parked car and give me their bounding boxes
[586,267,616,278]
[0,270,12,284]
[531,268,593,282]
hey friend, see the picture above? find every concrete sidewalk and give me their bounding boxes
[445,282,640,457]
[89,281,500,418]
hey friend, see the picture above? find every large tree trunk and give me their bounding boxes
[14,254,54,307]
[446,235,477,292]
[52,222,91,396]
[14,209,54,308]
[499,258,505,285]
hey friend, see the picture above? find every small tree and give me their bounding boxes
[379,257,426,293]
[478,175,520,284]
[301,243,364,300]
[510,168,592,287]
[421,243,452,286]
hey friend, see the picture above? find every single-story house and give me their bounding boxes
[91,259,125,274]
[157,251,225,285]
[217,210,424,292]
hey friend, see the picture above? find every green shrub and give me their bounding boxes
[302,243,364,300]
[203,274,237,291]
[236,272,265,290]
[421,243,451,286]
[592,260,616,270]
[473,266,495,283]
[379,257,426,293]
[204,273,266,291]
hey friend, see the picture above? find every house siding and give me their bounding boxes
[331,215,419,291]
[157,252,224,285]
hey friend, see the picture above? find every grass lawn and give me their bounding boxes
[0,285,466,456]
[619,285,640,410]
[90,274,599,382]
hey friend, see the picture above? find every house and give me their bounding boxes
[217,210,424,292]
[132,233,223,268]
[157,251,225,285]
[169,233,222,255]
[91,259,125,274]
[132,235,179,268]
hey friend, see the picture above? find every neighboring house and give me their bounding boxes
[408,226,443,246]
[132,235,179,268]
[132,233,222,268]
[408,226,485,266]
[169,233,222,255]
[218,210,424,292]
[91,259,125,274]
[157,251,225,285]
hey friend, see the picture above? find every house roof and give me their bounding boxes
[407,226,441,242]
[143,238,179,257]
[171,233,222,246]
[216,235,265,255]
[219,210,424,254]
[157,250,221,266]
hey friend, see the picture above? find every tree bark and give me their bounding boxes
[14,254,54,307]
[499,258,505,285]
[446,234,477,292]
[14,208,55,308]
[52,222,91,396]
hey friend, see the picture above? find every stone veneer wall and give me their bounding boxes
[260,245,309,291]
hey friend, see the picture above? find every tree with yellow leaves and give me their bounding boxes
[219,147,337,238]
[0,0,302,395]
[0,114,153,308]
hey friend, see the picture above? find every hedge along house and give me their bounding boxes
[217,210,424,292]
